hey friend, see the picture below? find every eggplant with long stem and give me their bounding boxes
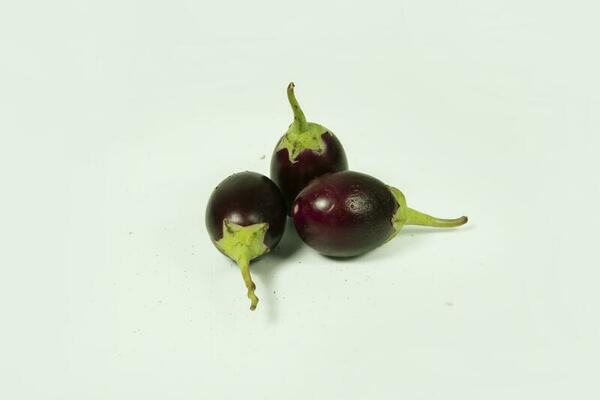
[271,83,348,211]
[206,172,287,310]
[292,171,468,257]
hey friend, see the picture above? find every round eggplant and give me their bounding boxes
[292,171,468,257]
[206,172,286,310]
[270,83,348,211]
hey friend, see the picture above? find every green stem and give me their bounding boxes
[238,258,259,311]
[406,208,468,228]
[287,82,308,131]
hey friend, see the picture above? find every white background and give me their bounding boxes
[2,1,599,399]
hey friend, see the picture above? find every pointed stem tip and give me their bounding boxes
[406,208,468,228]
[287,82,308,131]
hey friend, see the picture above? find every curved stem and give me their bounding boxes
[287,82,308,131]
[406,208,468,228]
[238,258,259,310]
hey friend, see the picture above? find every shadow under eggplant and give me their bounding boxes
[251,218,304,320]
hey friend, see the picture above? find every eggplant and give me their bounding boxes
[206,172,286,310]
[271,83,348,211]
[292,171,467,257]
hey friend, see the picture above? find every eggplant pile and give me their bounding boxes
[206,83,467,310]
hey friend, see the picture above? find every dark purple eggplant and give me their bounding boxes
[271,83,348,211]
[206,172,286,310]
[292,171,468,257]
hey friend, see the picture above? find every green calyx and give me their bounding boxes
[386,186,468,241]
[215,220,270,311]
[386,186,409,242]
[276,82,329,162]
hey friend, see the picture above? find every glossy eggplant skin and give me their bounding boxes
[206,172,286,249]
[271,132,348,212]
[291,171,397,257]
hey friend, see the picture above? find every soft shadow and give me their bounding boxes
[320,234,423,263]
[401,223,476,235]
[251,218,303,321]
[267,218,304,260]
[322,224,475,262]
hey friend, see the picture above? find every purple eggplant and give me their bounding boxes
[292,171,468,257]
[206,172,286,310]
[271,83,348,211]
